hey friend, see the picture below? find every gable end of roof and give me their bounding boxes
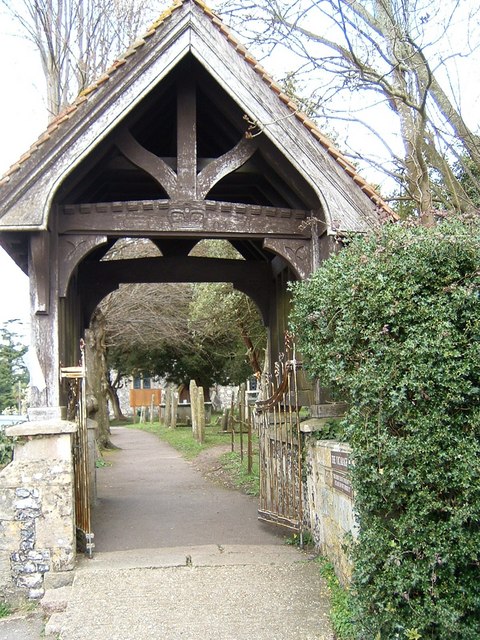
[0,0,397,224]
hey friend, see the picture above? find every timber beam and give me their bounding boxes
[59,200,309,237]
[78,256,273,325]
[79,255,271,285]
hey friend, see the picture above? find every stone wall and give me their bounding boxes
[0,420,76,603]
[302,432,357,585]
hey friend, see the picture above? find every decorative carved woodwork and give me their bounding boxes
[263,238,312,280]
[196,137,257,199]
[59,199,309,237]
[114,129,258,202]
[115,129,177,197]
[58,234,108,296]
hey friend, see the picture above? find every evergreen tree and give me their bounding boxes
[0,322,28,413]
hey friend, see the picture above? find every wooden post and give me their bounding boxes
[177,76,197,199]
[239,383,246,462]
[247,404,253,475]
[229,398,235,453]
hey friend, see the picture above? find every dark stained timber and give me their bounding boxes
[59,199,309,237]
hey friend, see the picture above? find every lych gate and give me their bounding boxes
[0,0,392,597]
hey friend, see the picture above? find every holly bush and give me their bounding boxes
[290,216,480,639]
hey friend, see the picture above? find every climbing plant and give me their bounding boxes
[290,215,480,639]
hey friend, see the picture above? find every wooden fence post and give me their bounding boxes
[239,383,246,462]
[247,404,253,475]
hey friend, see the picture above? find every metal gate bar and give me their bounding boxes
[60,340,94,557]
[256,334,303,533]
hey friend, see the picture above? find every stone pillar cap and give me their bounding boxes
[5,419,77,437]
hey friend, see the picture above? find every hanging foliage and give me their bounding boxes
[290,215,480,639]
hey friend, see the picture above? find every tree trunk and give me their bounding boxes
[85,311,116,449]
[239,323,262,375]
[107,370,128,421]
[107,382,127,422]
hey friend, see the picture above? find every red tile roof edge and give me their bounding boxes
[1,0,397,222]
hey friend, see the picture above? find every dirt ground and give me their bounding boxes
[192,442,241,491]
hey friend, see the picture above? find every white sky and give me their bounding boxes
[0,20,46,336]
[0,1,479,339]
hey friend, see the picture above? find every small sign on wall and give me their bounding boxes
[331,451,352,498]
[332,471,353,497]
[331,451,350,472]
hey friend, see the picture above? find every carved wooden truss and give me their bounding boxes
[53,63,319,321]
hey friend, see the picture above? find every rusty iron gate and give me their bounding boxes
[256,334,303,535]
[60,340,94,557]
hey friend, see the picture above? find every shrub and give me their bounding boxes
[290,216,480,639]
[0,431,14,468]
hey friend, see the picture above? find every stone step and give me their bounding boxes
[44,611,65,638]
[40,585,72,615]
[75,543,313,572]
[43,569,74,590]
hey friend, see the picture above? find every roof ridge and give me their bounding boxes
[0,0,396,221]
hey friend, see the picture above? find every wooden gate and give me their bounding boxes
[60,340,94,557]
[256,334,303,535]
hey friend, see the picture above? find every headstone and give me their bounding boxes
[171,389,179,429]
[165,384,171,428]
[197,386,205,444]
[189,380,198,439]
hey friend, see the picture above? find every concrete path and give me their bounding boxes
[49,545,333,639]
[91,426,286,550]
[5,426,334,639]
[0,611,44,640]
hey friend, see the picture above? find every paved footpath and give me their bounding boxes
[91,426,288,550]
[50,544,333,639]
[4,427,334,639]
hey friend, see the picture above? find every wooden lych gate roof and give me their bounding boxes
[0,0,395,275]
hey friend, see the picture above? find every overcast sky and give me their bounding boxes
[0,19,45,335]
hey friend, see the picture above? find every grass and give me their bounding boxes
[0,602,11,618]
[123,420,229,460]
[316,556,356,640]
[285,530,315,549]
[218,450,260,496]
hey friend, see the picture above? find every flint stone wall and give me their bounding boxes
[302,430,357,585]
[0,420,76,603]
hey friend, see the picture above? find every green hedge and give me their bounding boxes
[290,217,480,639]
